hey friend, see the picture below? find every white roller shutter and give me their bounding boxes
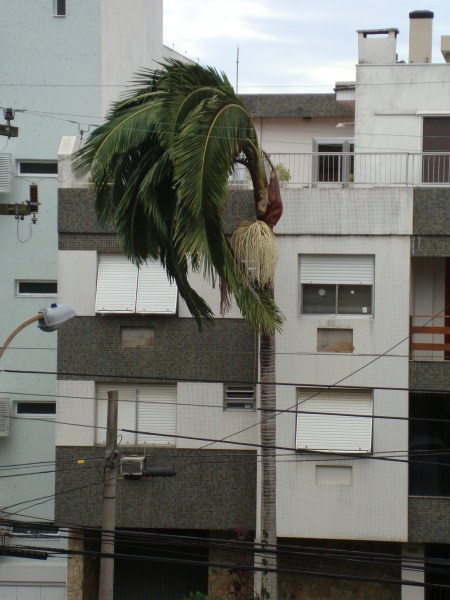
[96,384,176,446]
[300,255,374,284]
[136,261,177,314]
[96,254,177,313]
[137,385,176,445]
[296,388,373,453]
[96,255,137,312]
[117,387,137,445]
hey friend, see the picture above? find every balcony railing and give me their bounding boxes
[229,152,450,188]
[410,315,450,361]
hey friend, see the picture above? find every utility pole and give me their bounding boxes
[98,390,118,600]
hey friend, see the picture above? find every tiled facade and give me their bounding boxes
[58,316,256,384]
[55,448,256,529]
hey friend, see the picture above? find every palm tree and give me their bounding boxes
[75,59,283,599]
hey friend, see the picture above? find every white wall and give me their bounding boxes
[56,380,96,446]
[254,117,352,154]
[58,251,98,317]
[57,380,259,450]
[101,0,164,115]
[355,63,450,154]
[274,187,411,541]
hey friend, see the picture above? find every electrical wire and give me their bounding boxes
[2,537,450,591]
[6,513,450,586]
[2,369,450,395]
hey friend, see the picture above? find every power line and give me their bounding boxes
[1,538,449,591]
[3,369,450,395]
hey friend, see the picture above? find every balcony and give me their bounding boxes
[410,315,450,362]
[229,152,450,188]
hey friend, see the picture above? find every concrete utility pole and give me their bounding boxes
[98,390,119,600]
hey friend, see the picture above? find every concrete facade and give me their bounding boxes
[0,0,188,595]
[49,8,450,600]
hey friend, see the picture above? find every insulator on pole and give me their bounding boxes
[29,184,39,213]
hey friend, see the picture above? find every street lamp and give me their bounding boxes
[0,303,76,360]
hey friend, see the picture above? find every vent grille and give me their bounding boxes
[0,399,10,436]
[225,385,255,409]
[0,154,11,192]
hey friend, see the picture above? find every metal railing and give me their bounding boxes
[229,152,450,187]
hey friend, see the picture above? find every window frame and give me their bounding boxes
[17,161,58,177]
[296,387,374,454]
[15,402,56,417]
[422,116,450,184]
[299,254,374,317]
[53,0,66,17]
[16,280,57,297]
[10,525,60,538]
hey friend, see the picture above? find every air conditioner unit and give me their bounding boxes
[120,455,145,477]
[0,154,11,193]
[0,399,10,437]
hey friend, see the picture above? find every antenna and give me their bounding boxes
[236,46,239,93]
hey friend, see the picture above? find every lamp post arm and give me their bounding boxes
[0,313,41,361]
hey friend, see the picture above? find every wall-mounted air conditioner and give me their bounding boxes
[120,455,145,477]
[0,399,10,437]
[0,154,11,193]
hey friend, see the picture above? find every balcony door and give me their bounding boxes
[422,116,450,183]
[313,138,354,184]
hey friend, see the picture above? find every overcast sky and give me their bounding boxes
[163,1,450,93]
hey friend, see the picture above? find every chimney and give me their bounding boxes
[409,10,434,63]
[357,28,399,65]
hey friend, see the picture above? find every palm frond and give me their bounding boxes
[73,60,283,332]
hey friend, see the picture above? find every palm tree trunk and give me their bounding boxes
[259,326,277,600]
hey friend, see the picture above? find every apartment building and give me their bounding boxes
[0,1,186,597]
[54,9,450,600]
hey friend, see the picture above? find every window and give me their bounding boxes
[16,402,56,416]
[224,384,255,409]
[95,384,176,446]
[11,525,60,538]
[422,117,450,183]
[18,161,58,176]
[299,255,374,316]
[95,254,177,314]
[317,328,353,353]
[54,0,66,16]
[121,327,155,348]
[296,387,373,453]
[16,280,57,295]
[313,138,354,183]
